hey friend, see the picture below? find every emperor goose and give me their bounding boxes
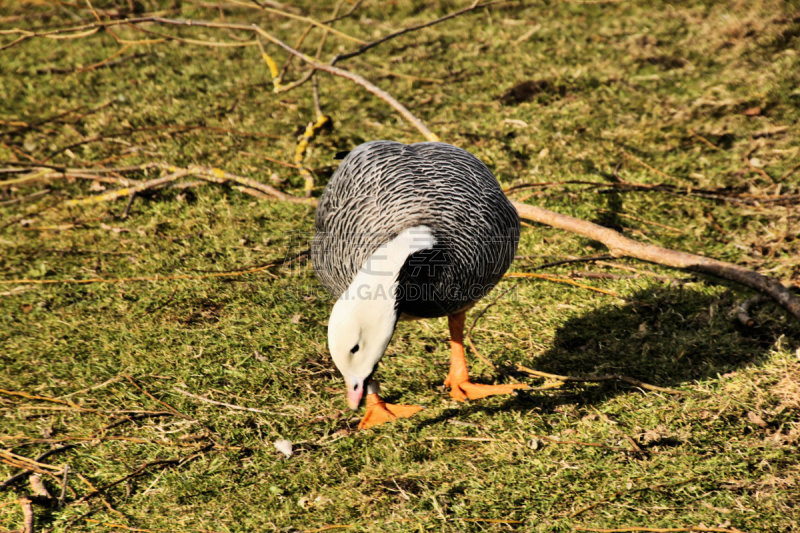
[312,140,527,429]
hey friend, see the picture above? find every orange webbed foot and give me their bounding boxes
[444,311,529,402]
[358,393,423,429]
[445,378,529,402]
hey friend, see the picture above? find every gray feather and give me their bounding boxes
[312,141,520,317]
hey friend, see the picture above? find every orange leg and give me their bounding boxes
[444,311,529,401]
[358,393,423,430]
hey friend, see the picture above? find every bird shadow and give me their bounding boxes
[414,284,798,427]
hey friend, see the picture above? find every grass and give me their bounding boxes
[1,0,799,531]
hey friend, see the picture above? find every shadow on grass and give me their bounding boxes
[417,285,799,426]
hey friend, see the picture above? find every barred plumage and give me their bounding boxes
[312,141,520,318]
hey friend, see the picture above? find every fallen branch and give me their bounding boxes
[0,388,93,411]
[256,27,438,141]
[123,375,190,420]
[511,202,800,321]
[5,16,439,142]
[54,162,316,207]
[179,163,317,205]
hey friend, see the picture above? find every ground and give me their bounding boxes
[1,0,799,531]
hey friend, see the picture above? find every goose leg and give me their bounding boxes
[444,311,529,401]
[358,380,423,429]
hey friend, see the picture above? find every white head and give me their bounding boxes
[326,226,436,409]
[328,286,398,409]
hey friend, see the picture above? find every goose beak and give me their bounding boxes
[346,377,364,410]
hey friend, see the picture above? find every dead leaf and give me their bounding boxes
[747,411,768,428]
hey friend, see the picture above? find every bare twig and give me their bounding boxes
[177,163,317,204]
[527,254,615,270]
[0,449,65,476]
[242,1,366,44]
[0,388,91,411]
[0,189,51,206]
[63,169,189,205]
[59,465,69,507]
[57,162,316,206]
[123,375,190,419]
[173,387,277,415]
[259,31,438,141]
[516,364,684,395]
[0,445,75,491]
[505,271,623,298]
[464,335,498,371]
[331,0,495,64]
[688,128,721,151]
[621,150,693,186]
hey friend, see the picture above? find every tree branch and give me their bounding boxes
[512,201,800,321]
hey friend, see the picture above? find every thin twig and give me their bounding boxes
[622,150,693,186]
[530,254,615,270]
[1,449,66,477]
[688,128,720,151]
[0,445,76,491]
[464,335,498,371]
[63,169,190,205]
[257,29,438,141]
[332,0,496,64]
[75,471,125,518]
[0,388,90,411]
[123,375,190,419]
[0,188,51,206]
[516,364,684,395]
[173,387,278,415]
[505,272,623,298]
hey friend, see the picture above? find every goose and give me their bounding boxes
[312,141,527,429]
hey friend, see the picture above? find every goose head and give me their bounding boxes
[328,287,397,409]
[326,225,436,410]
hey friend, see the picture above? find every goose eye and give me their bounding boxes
[350,344,360,354]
